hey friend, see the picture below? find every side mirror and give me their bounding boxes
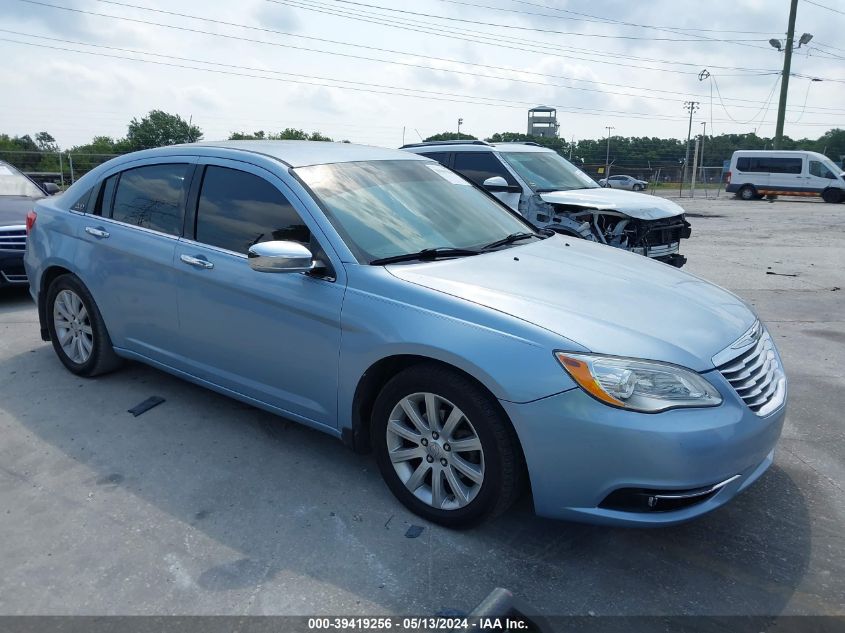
[482,176,509,189]
[248,241,314,273]
[43,182,60,195]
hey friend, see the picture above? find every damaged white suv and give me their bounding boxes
[403,141,691,267]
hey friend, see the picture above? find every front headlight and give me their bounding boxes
[555,352,722,412]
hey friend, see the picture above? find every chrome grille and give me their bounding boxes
[0,225,26,251]
[716,322,786,416]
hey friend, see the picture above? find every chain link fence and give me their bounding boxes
[0,150,123,189]
[581,163,728,198]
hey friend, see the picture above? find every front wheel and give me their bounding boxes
[633,183,644,192]
[371,364,524,527]
[46,274,122,377]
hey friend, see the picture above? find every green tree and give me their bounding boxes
[125,110,202,150]
[814,128,845,163]
[228,129,334,141]
[35,131,59,152]
[228,131,267,140]
[423,132,477,142]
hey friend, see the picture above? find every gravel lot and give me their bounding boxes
[1,193,843,616]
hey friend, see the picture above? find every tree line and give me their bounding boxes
[424,129,845,168]
[2,110,843,181]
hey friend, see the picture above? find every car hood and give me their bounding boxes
[387,236,754,371]
[0,196,39,225]
[539,187,684,220]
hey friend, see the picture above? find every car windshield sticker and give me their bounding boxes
[425,163,471,185]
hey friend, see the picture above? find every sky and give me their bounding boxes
[0,0,843,149]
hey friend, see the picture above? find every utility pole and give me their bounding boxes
[691,136,701,199]
[681,101,700,196]
[700,121,707,185]
[457,118,463,134]
[569,135,575,160]
[774,0,798,148]
[604,126,614,180]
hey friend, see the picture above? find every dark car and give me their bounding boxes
[0,160,57,287]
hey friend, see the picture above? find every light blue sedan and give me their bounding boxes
[24,141,787,527]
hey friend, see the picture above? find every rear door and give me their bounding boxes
[77,159,196,360]
[172,159,344,428]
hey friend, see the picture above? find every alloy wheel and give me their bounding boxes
[385,392,485,510]
[53,289,94,364]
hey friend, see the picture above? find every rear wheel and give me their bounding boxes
[822,188,842,204]
[46,274,122,377]
[738,185,757,201]
[371,364,524,527]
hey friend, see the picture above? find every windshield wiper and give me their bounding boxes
[369,247,480,266]
[481,232,537,251]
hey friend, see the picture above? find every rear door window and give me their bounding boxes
[735,156,802,174]
[420,152,451,167]
[194,166,310,255]
[452,152,518,186]
[110,164,191,235]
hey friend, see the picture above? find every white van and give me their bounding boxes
[726,150,845,203]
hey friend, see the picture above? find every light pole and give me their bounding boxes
[769,0,812,149]
[604,126,614,180]
[457,118,463,134]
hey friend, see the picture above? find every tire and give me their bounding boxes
[738,185,757,201]
[371,363,524,528]
[46,274,122,377]
[633,184,644,192]
[822,188,842,204]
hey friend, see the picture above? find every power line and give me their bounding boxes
[506,0,784,35]
[22,0,780,81]
[22,0,835,115]
[711,74,781,126]
[3,23,839,119]
[267,0,786,75]
[1,35,838,129]
[431,0,781,35]
[803,0,845,15]
[86,0,779,95]
[312,0,774,43]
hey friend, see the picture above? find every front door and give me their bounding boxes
[172,159,344,429]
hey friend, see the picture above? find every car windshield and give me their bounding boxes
[0,164,45,198]
[499,151,598,192]
[295,159,535,263]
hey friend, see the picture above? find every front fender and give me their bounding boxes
[336,266,580,432]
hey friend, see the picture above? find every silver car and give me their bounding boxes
[24,141,787,527]
[599,174,649,191]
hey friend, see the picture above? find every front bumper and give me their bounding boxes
[0,249,27,286]
[501,372,786,526]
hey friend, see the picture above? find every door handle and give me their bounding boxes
[84,226,110,238]
[180,254,214,269]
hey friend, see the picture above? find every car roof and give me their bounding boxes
[403,142,555,154]
[174,140,428,168]
[732,150,823,156]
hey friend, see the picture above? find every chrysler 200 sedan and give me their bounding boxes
[24,141,787,527]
